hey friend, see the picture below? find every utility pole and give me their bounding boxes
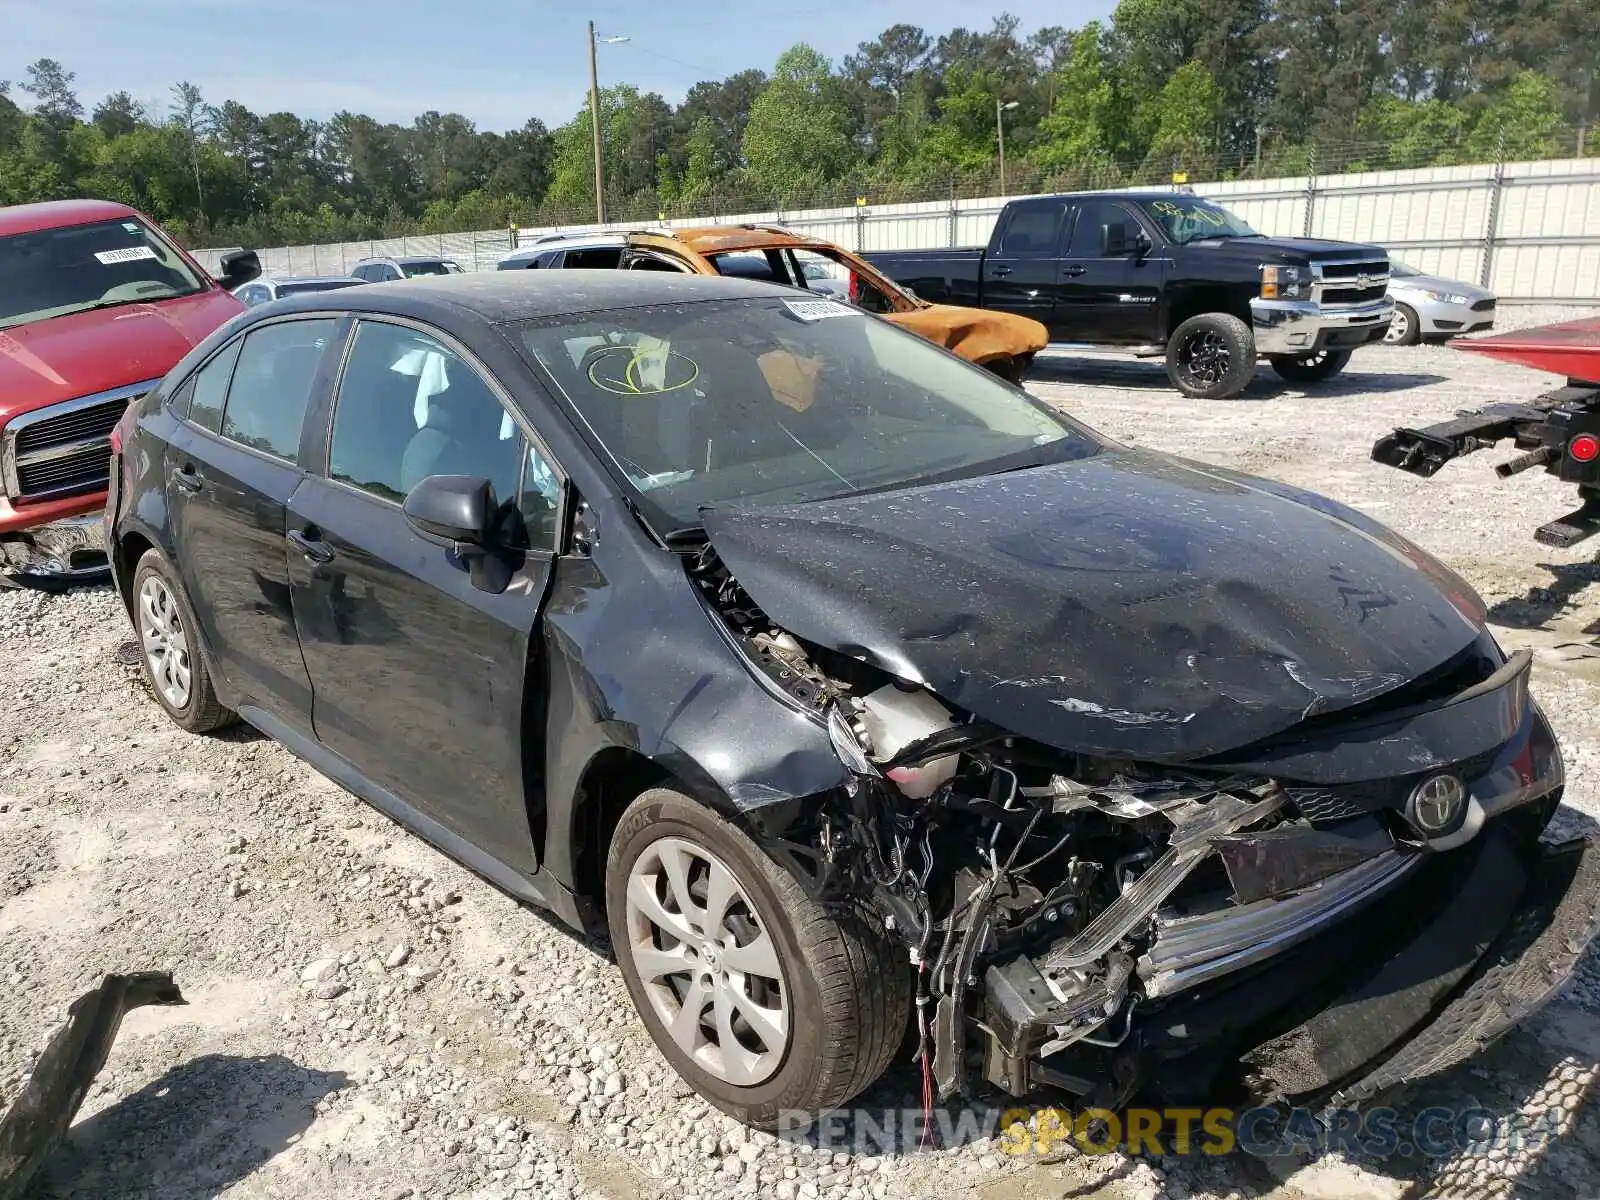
[588,20,606,225]
[995,98,1019,197]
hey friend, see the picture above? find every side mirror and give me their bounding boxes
[1134,229,1153,258]
[404,475,513,594]
[216,249,261,290]
[404,475,491,545]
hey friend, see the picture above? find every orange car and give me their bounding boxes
[499,225,1048,382]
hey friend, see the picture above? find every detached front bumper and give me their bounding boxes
[0,513,109,583]
[1250,295,1394,357]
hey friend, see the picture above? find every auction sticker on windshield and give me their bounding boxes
[784,298,859,322]
[94,246,158,265]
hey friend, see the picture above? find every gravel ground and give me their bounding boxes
[3,305,1599,1200]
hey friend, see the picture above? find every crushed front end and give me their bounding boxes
[689,540,1584,1111]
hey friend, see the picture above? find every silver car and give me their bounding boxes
[1383,258,1497,345]
[232,276,365,307]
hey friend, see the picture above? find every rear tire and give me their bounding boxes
[606,788,909,1129]
[1269,349,1353,384]
[1165,313,1257,399]
[131,549,235,734]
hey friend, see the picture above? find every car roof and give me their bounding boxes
[500,234,627,263]
[0,198,143,237]
[263,269,790,326]
[272,274,364,285]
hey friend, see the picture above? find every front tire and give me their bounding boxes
[131,549,235,734]
[606,788,909,1128]
[1383,302,1420,345]
[1269,349,1353,384]
[1165,313,1257,399]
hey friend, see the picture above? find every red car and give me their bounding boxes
[0,199,259,585]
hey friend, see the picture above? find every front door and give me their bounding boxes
[286,317,564,869]
[980,197,1072,330]
[163,316,339,724]
[1054,200,1165,344]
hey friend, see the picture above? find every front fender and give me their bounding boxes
[892,305,1048,366]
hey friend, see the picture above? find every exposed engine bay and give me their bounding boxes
[688,538,1580,1109]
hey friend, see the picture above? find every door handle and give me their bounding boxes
[171,465,203,493]
[287,529,335,564]
[990,265,1013,278]
[1064,265,1087,276]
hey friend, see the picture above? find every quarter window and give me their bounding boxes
[220,319,336,462]
[330,321,529,531]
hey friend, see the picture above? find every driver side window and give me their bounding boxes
[329,321,538,546]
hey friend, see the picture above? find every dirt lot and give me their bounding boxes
[3,306,1599,1200]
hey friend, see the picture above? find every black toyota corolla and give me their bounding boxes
[106,272,1596,1129]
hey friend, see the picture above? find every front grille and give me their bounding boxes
[1285,748,1503,823]
[1319,259,1388,282]
[3,390,144,503]
[1472,298,1497,312]
[1321,284,1388,306]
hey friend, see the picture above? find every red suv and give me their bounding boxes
[0,199,259,585]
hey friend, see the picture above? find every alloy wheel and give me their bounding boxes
[1383,307,1410,343]
[1178,330,1231,388]
[138,575,192,709]
[624,836,790,1086]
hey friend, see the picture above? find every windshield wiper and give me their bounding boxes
[0,294,178,330]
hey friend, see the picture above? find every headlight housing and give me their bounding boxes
[1422,289,1471,304]
[1260,264,1307,300]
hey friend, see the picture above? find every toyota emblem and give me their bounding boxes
[1408,773,1467,835]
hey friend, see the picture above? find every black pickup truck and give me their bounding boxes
[866,191,1395,399]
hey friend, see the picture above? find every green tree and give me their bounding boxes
[1032,23,1127,176]
[741,45,857,200]
[1466,71,1566,161]
[1140,60,1223,173]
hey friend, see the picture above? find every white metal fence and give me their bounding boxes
[193,156,1600,302]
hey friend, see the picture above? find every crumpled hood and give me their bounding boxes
[893,304,1049,361]
[0,290,241,427]
[702,449,1487,761]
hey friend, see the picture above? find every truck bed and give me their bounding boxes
[863,247,985,307]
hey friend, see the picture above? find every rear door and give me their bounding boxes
[1055,199,1165,344]
[285,317,563,869]
[163,315,341,725]
[980,197,1071,330]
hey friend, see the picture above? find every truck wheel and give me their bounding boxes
[1383,303,1420,346]
[1269,349,1353,384]
[985,354,1034,385]
[131,549,235,734]
[1166,314,1257,399]
[607,788,909,1129]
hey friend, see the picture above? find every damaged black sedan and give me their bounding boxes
[105,272,1594,1128]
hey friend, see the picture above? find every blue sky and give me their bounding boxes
[5,0,1117,132]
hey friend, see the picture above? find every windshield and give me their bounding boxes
[1140,197,1259,245]
[0,217,207,330]
[1390,259,1422,277]
[516,297,1097,532]
[401,260,462,277]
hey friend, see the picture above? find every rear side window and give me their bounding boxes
[562,248,623,269]
[219,319,337,462]
[998,202,1067,256]
[184,340,243,433]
